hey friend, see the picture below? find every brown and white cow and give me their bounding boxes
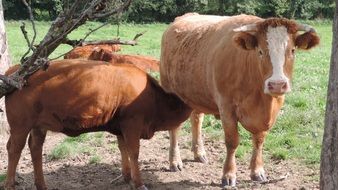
[88,48,160,72]
[4,59,191,190]
[63,44,121,59]
[160,13,319,187]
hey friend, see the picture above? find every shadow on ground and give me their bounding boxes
[0,162,221,190]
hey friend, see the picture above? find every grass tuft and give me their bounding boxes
[48,133,105,160]
[89,155,102,164]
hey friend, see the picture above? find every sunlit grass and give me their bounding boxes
[48,133,105,160]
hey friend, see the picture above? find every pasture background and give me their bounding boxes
[0,20,333,187]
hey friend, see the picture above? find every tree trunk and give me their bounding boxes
[320,0,338,189]
[0,0,11,134]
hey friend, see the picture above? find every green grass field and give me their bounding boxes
[4,20,333,166]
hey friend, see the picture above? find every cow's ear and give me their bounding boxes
[102,51,113,62]
[295,32,320,50]
[233,32,258,50]
[89,48,102,60]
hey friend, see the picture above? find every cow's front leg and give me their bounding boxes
[169,126,183,171]
[250,131,268,182]
[190,111,207,163]
[28,128,47,190]
[221,118,239,187]
[5,129,30,190]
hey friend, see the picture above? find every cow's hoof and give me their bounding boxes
[251,171,267,182]
[169,162,183,172]
[221,176,236,187]
[136,185,148,190]
[194,154,208,164]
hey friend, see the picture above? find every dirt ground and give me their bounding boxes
[0,131,319,190]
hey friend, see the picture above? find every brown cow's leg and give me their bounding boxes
[250,131,268,182]
[169,126,183,171]
[191,111,207,163]
[221,117,239,187]
[28,129,47,190]
[116,135,131,182]
[4,130,30,190]
[123,135,148,190]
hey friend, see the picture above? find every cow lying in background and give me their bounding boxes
[160,13,319,187]
[88,48,160,72]
[63,44,121,59]
[4,59,192,190]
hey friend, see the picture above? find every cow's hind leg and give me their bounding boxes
[116,135,131,183]
[169,126,183,171]
[250,131,268,182]
[169,125,183,171]
[28,128,47,190]
[119,130,147,190]
[4,129,30,190]
[220,114,239,187]
[191,111,207,163]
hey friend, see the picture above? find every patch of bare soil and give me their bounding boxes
[0,131,319,190]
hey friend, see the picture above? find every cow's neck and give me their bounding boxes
[148,78,192,132]
[155,92,192,131]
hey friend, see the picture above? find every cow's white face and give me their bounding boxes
[264,26,290,95]
[233,19,320,97]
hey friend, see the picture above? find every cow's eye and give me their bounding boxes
[258,49,263,57]
[291,48,295,54]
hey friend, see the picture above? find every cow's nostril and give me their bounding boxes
[268,81,288,93]
[268,82,274,90]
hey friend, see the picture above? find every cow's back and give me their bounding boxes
[5,59,148,133]
[160,13,261,113]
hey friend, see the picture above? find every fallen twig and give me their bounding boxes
[259,173,289,184]
[110,174,123,184]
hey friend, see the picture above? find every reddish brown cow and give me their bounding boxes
[88,48,160,72]
[160,13,319,187]
[63,44,121,59]
[4,59,191,190]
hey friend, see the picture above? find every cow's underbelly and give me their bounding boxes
[162,72,219,114]
[182,96,219,114]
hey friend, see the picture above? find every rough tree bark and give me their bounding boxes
[320,0,338,189]
[0,0,11,132]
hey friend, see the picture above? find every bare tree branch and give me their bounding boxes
[0,0,133,98]
[0,75,23,90]
[81,39,137,46]
[133,31,146,41]
[89,0,132,19]
[53,31,145,61]
[20,22,32,60]
[62,31,146,47]
[81,22,110,44]
[22,0,37,52]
